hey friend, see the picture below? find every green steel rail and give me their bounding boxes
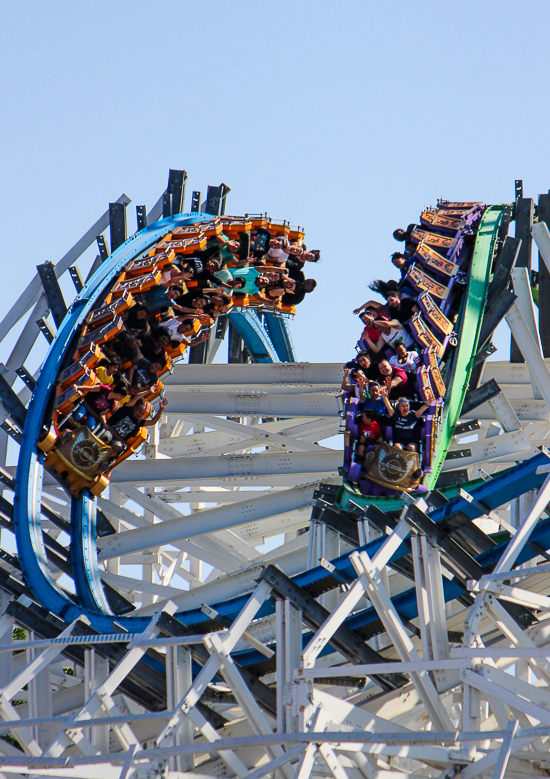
[427,204,503,487]
[337,471,500,513]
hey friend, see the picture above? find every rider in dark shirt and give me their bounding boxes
[285,260,306,285]
[378,291,418,326]
[250,227,272,259]
[393,223,418,256]
[106,399,168,444]
[281,279,317,306]
[391,252,415,281]
[344,351,379,382]
[380,391,429,451]
[75,381,128,426]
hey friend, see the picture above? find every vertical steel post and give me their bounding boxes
[205,185,222,216]
[188,339,208,364]
[84,649,109,752]
[228,323,245,363]
[205,184,231,216]
[511,191,534,362]
[538,194,550,356]
[191,190,201,212]
[136,205,147,231]
[36,262,67,327]
[109,202,127,253]
[284,600,302,733]
[167,169,187,216]
[166,645,193,771]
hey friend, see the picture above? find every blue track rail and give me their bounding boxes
[262,312,296,362]
[71,491,112,615]
[227,310,279,363]
[14,211,299,630]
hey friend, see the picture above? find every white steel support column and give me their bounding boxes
[276,599,286,734]
[512,267,545,400]
[166,646,193,772]
[506,301,550,407]
[85,649,109,753]
[27,632,54,749]
[285,601,302,734]
[0,599,13,689]
[320,528,340,612]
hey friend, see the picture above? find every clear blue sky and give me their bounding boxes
[1,1,550,364]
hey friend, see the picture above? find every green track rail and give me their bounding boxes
[337,471,498,513]
[427,204,503,487]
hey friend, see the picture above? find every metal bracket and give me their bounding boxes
[0,419,22,444]
[15,366,35,391]
[462,379,501,415]
[68,265,84,293]
[191,190,201,212]
[136,205,147,231]
[96,234,109,261]
[36,316,55,344]
[36,261,67,327]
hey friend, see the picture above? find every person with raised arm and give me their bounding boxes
[377,359,409,399]
[361,382,387,415]
[379,388,428,453]
[360,319,415,353]
[341,367,368,400]
[105,398,169,446]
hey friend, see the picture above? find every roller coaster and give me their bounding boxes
[3,173,550,779]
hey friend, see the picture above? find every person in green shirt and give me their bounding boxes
[228,265,289,296]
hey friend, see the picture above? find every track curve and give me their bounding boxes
[6,184,550,779]
[14,197,540,647]
[14,212,231,630]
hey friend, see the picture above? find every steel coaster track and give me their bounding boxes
[13,211,292,630]
[427,205,503,487]
[234,450,550,668]
[13,197,542,661]
[262,310,296,362]
[68,448,550,666]
[5,188,550,778]
[144,451,550,663]
[227,309,280,363]
[15,308,550,637]
[226,308,297,363]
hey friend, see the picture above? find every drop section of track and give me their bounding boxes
[341,201,502,496]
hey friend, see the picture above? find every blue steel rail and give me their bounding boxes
[227,310,280,363]
[71,492,113,614]
[13,212,290,630]
[262,311,296,362]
